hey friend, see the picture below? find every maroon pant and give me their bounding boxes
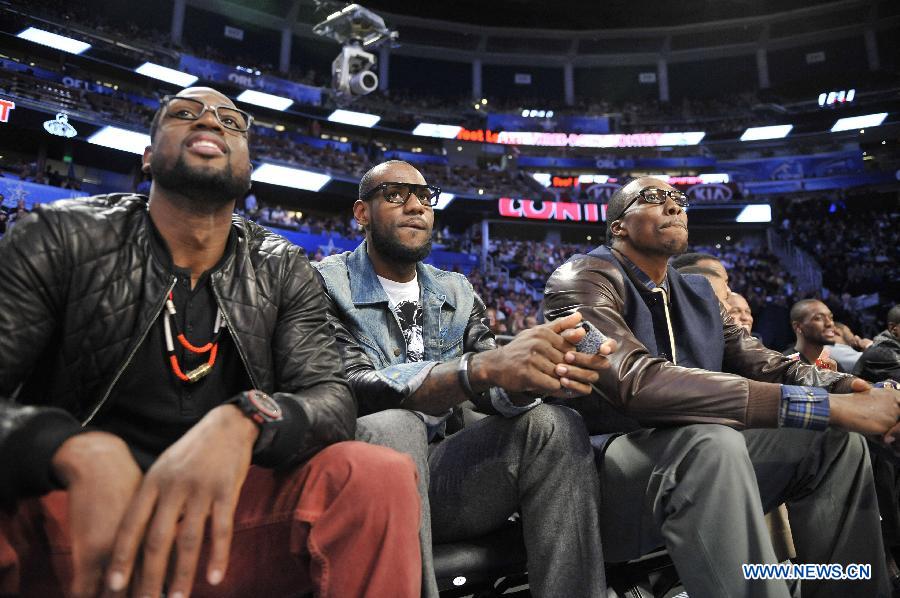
[0,441,422,598]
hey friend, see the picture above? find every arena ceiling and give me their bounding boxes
[239,0,851,30]
[361,0,842,29]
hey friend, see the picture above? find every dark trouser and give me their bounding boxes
[0,441,422,598]
[357,404,606,598]
[600,425,889,598]
[869,441,900,549]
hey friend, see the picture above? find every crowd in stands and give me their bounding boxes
[248,134,537,197]
[0,68,156,129]
[0,195,32,235]
[691,241,799,313]
[0,160,81,190]
[781,201,900,337]
[9,0,850,136]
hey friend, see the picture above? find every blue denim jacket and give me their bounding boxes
[314,242,535,427]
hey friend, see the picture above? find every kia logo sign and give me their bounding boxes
[585,183,622,202]
[686,183,732,202]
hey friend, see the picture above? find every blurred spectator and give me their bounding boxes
[853,305,900,383]
[674,263,730,303]
[829,322,868,372]
[726,292,755,334]
[784,298,841,372]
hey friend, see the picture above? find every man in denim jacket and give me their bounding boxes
[314,160,613,598]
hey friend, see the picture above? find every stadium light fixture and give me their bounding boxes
[657,132,706,146]
[740,125,793,141]
[18,27,91,54]
[697,173,730,184]
[87,126,150,154]
[830,113,887,132]
[577,174,609,184]
[412,123,462,139]
[134,62,198,87]
[251,163,331,191]
[736,204,772,223]
[433,192,455,211]
[236,90,293,112]
[327,109,381,128]
[531,173,552,187]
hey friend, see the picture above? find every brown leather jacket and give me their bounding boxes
[543,250,856,434]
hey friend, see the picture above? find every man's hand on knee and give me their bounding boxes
[830,386,900,441]
[51,431,143,598]
[105,404,259,598]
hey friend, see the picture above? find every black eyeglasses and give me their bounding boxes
[621,187,689,215]
[363,182,442,207]
[161,95,254,133]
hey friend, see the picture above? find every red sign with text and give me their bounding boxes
[0,99,15,123]
[499,198,607,222]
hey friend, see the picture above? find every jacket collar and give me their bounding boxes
[347,241,454,309]
[875,330,900,349]
[144,210,238,281]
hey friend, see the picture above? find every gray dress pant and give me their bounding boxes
[357,404,606,598]
[600,424,890,598]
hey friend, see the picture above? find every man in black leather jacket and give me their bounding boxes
[855,305,900,384]
[0,87,421,598]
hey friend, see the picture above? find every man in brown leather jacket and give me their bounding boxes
[544,176,900,597]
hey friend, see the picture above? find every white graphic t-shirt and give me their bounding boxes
[377,274,424,362]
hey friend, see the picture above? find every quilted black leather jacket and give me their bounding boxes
[0,194,354,501]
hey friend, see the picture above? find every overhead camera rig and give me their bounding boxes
[312,3,398,102]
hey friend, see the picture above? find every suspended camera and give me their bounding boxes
[312,4,398,101]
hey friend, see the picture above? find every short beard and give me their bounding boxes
[622,234,688,257]
[151,153,249,214]
[369,221,432,265]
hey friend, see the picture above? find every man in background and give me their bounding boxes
[854,306,900,383]
[786,298,842,371]
[727,291,756,335]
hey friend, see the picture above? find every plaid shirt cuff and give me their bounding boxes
[779,385,830,430]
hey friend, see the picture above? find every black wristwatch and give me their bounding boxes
[227,390,283,454]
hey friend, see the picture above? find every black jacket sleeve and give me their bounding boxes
[0,209,85,501]
[257,251,357,468]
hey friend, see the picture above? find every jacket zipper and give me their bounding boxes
[82,277,178,425]
[652,287,678,364]
[211,275,259,390]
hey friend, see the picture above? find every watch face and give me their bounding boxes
[248,391,282,420]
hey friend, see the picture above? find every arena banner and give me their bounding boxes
[719,151,864,182]
[498,198,608,222]
[384,150,447,165]
[516,156,716,169]
[537,175,742,203]
[178,55,322,106]
[456,128,704,148]
[486,113,610,134]
[742,172,897,195]
[0,178,88,208]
